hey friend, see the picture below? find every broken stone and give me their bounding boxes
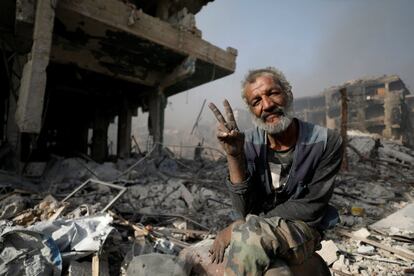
[172,219,187,230]
[352,227,371,239]
[348,135,376,159]
[340,215,355,226]
[178,182,194,209]
[316,240,339,265]
[332,254,347,271]
[0,194,28,220]
[125,253,190,276]
[153,238,180,255]
[357,245,375,255]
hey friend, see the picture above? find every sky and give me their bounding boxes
[161,0,414,131]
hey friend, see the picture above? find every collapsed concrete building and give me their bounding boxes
[0,0,237,169]
[294,75,414,147]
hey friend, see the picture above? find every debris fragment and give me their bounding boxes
[316,240,339,266]
[0,230,62,276]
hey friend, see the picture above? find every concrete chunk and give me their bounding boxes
[316,240,339,266]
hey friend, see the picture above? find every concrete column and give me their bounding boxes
[117,99,133,159]
[91,110,110,163]
[15,0,57,133]
[383,82,402,140]
[148,89,166,153]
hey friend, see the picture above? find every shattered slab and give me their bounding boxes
[371,203,414,233]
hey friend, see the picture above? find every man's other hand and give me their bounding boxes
[209,220,244,264]
[209,225,232,264]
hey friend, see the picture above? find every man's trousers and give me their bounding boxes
[224,215,321,276]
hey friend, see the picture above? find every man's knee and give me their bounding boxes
[229,215,282,264]
[231,215,278,248]
[227,216,321,274]
[233,216,321,265]
[275,220,321,265]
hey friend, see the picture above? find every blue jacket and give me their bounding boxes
[227,119,342,230]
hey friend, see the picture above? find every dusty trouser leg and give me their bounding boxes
[224,215,321,276]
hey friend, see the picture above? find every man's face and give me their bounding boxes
[244,75,293,134]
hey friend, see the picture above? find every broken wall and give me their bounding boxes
[294,75,414,148]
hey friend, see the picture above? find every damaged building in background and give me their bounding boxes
[0,0,237,170]
[294,75,414,147]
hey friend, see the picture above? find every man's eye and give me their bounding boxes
[251,100,260,106]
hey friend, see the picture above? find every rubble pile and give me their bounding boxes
[0,150,233,275]
[0,131,413,275]
[324,131,414,275]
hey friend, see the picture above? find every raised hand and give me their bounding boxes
[208,99,245,157]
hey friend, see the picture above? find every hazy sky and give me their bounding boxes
[163,0,414,130]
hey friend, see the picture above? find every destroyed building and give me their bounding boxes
[294,75,414,147]
[0,0,237,169]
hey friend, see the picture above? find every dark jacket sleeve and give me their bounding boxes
[263,130,343,226]
[225,160,258,220]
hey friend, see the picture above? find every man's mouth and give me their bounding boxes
[261,108,285,122]
[264,113,279,122]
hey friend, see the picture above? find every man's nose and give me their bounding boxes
[262,96,275,111]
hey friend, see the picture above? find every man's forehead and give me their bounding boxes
[248,76,281,92]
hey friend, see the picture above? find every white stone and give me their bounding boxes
[352,227,371,239]
[357,245,375,255]
[316,240,339,265]
[332,254,346,271]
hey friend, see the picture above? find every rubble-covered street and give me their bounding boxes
[0,131,413,275]
[1,0,414,275]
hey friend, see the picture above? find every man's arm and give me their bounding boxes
[264,130,343,226]
[208,100,249,263]
[225,158,256,219]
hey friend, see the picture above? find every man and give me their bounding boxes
[208,67,343,275]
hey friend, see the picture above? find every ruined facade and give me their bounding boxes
[0,0,237,169]
[294,75,414,147]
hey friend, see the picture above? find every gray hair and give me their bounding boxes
[241,67,293,105]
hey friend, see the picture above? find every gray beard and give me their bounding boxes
[251,107,294,135]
